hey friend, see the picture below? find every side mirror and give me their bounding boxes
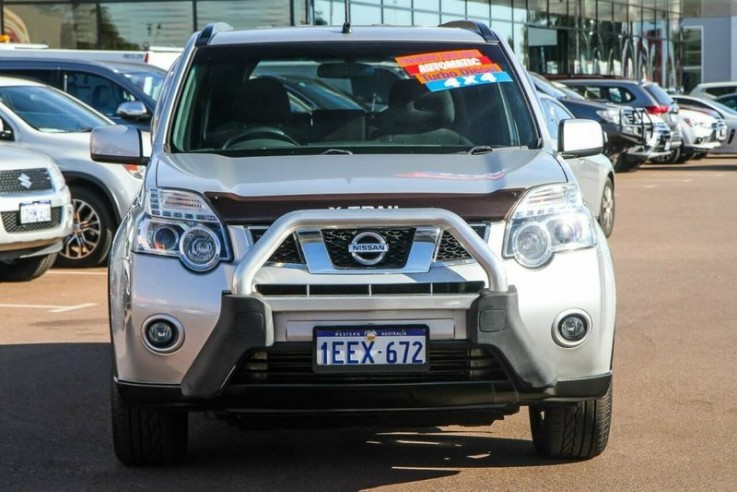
[91,125,148,165]
[559,119,604,158]
[116,101,150,121]
[0,118,13,141]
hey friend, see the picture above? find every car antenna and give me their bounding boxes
[342,0,351,33]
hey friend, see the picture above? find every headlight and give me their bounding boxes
[503,183,596,268]
[134,188,231,272]
[47,164,66,189]
[596,109,620,124]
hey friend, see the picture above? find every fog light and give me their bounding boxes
[552,310,591,347]
[142,317,183,353]
[559,315,587,341]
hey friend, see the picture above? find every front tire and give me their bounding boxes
[111,382,188,466]
[0,253,57,282]
[529,383,612,460]
[55,186,115,268]
[598,177,615,238]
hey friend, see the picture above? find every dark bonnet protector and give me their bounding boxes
[205,190,525,224]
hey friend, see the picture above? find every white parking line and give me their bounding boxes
[47,270,107,276]
[0,302,98,313]
[631,179,694,183]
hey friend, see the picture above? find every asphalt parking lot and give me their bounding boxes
[2,157,737,490]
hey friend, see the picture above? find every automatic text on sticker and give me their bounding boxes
[396,49,513,92]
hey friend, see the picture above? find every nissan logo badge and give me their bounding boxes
[348,231,389,266]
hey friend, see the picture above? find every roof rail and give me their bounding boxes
[439,20,498,42]
[196,22,233,47]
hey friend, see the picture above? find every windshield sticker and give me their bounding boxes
[396,50,513,92]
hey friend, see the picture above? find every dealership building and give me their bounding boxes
[0,0,735,91]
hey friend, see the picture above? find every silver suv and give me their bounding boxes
[94,21,616,466]
[0,147,72,281]
[0,76,144,267]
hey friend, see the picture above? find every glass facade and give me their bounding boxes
[1,0,686,89]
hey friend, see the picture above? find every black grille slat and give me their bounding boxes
[253,281,484,296]
[0,168,53,193]
[1,207,62,233]
[435,225,487,262]
[231,342,513,387]
[323,228,414,269]
[251,228,304,264]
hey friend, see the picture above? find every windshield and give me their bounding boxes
[0,85,110,132]
[171,41,538,156]
[708,100,737,116]
[122,70,166,101]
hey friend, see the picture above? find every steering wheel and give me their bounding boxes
[222,126,298,148]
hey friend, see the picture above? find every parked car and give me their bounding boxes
[651,107,723,163]
[0,76,144,266]
[689,82,737,100]
[538,94,615,236]
[0,45,182,71]
[715,92,737,112]
[95,21,616,466]
[0,55,165,130]
[673,95,737,154]
[556,78,684,154]
[0,146,72,281]
[530,72,653,172]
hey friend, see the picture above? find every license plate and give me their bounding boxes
[19,202,51,224]
[315,325,428,371]
[663,141,671,151]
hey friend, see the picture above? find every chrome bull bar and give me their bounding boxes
[231,208,509,295]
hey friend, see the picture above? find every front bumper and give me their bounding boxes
[112,208,615,415]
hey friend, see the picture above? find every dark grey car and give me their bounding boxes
[0,56,165,130]
[556,78,683,150]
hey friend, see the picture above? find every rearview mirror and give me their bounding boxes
[559,119,604,158]
[317,62,376,79]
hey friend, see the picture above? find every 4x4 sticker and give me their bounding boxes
[396,49,512,92]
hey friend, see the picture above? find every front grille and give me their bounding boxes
[323,228,414,269]
[250,228,304,264]
[231,342,514,387]
[1,207,62,233]
[435,225,487,262]
[0,168,53,193]
[249,223,488,266]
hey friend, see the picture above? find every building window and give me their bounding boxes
[681,26,702,92]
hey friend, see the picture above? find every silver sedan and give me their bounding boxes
[673,95,737,155]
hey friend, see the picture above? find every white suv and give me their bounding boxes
[93,21,616,466]
[0,147,72,281]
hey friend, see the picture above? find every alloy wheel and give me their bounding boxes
[61,198,102,261]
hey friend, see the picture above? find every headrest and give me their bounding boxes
[383,79,455,133]
[234,77,291,125]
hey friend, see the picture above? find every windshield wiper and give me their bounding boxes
[466,145,494,155]
[322,148,353,155]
